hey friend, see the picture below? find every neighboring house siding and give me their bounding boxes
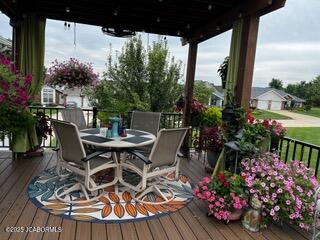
[65,95,90,108]
[256,91,284,110]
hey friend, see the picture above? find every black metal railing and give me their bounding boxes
[1,106,320,177]
[278,136,320,177]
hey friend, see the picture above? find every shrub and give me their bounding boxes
[201,107,222,127]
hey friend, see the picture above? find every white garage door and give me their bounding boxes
[271,101,282,110]
[257,100,268,110]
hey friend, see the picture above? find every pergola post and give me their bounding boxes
[10,19,21,68]
[182,42,198,157]
[234,14,260,109]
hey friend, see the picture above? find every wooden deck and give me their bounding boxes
[0,150,310,240]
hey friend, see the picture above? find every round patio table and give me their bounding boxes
[79,128,156,149]
[79,128,156,191]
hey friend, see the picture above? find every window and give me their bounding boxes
[43,88,54,104]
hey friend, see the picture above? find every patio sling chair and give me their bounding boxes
[119,127,190,204]
[130,111,161,154]
[60,108,87,130]
[51,119,118,203]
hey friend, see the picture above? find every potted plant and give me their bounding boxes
[199,127,224,168]
[262,119,287,151]
[242,112,270,154]
[200,107,222,127]
[0,54,35,146]
[33,112,52,149]
[174,96,204,127]
[241,154,318,230]
[193,171,248,222]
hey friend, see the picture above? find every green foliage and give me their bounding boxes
[268,78,283,90]
[147,39,183,112]
[87,36,182,113]
[201,107,222,127]
[193,81,214,105]
[217,57,229,89]
[286,75,320,107]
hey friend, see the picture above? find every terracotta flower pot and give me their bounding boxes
[228,209,244,221]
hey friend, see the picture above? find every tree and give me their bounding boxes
[87,36,183,112]
[193,81,214,105]
[268,78,283,90]
[285,76,320,107]
[147,39,183,112]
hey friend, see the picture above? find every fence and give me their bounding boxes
[278,136,320,177]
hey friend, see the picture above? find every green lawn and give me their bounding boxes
[279,127,320,177]
[293,107,320,118]
[286,127,320,146]
[251,109,291,120]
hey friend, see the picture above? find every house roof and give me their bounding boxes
[251,87,305,102]
[213,87,305,102]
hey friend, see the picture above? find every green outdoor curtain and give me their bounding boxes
[20,14,46,96]
[212,19,243,176]
[224,19,243,106]
[11,14,46,153]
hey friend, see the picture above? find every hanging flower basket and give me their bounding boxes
[45,58,99,89]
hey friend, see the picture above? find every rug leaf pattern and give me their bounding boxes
[28,167,193,223]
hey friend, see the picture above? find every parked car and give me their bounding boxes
[65,101,78,108]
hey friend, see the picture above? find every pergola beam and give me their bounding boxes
[184,0,277,45]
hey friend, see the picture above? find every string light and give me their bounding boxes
[66,7,70,13]
[186,24,190,29]
[156,17,161,22]
[208,4,213,11]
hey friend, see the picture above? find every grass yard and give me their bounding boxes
[293,107,320,118]
[251,109,291,120]
[286,127,320,146]
[279,127,320,177]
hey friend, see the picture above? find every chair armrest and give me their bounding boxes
[127,149,152,165]
[81,150,113,162]
[52,147,60,152]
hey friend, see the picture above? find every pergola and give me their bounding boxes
[0,0,286,151]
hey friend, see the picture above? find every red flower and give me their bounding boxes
[217,172,225,182]
[262,119,270,129]
[223,181,229,187]
[246,112,255,124]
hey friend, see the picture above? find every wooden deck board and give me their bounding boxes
[134,221,153,240]
[0,151,308,240]
[91,223,107,240]
[146,217,168,240]
[107,223,122,240]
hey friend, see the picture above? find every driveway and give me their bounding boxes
[268,110,320,127]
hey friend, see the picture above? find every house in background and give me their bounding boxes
[40,86,91,108]
[0,35,12,54]
[250,87,305,110]
[211,87,305,110]
[41,86,64,106]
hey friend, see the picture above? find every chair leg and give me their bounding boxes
[55,182,103,204]
[133,184,175,205]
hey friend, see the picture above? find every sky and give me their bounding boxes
[0,0,320,87]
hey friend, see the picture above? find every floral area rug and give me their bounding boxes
[28,167,193,223]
